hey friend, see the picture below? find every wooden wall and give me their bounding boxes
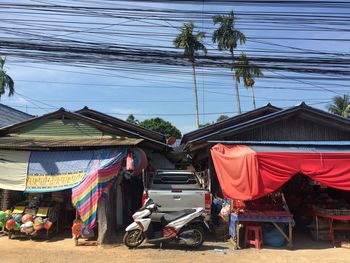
[225,116,350,141]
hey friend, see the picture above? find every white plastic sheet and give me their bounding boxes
[0,150,30,191]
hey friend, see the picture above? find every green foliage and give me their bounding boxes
[199,122,214,128]
[173,22,207,63]
[328,94,350,118]
[212,11,246,114]
[174,22,207,128]
[216,115,229,122]
[139,117,182,138]
[198,115,229,128]
[235,52,264,88]
[0,56,14,97]
[126,114,139,124]
[212,11,246,57]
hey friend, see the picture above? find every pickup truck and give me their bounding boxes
[143,170,211,217]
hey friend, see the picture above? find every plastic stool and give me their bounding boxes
[244,226,263,249]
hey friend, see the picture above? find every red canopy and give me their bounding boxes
[211,143,350,200]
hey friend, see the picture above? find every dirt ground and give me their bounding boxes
[0,232,349,263]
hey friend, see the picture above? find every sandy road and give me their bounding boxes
[0,233,349,263]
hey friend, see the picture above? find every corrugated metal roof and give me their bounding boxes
[0,136,143,149]
[249,145,350,153]
[188,103,350,147]
[0,107,168,151]
[181,104,281,144]
[17,118,113,138]
[0,104,34,128]
[76,107,167,144]
[208,140,350,146]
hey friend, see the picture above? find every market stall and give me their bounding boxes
[0,193,60,239]
[283,174,350,246]
[211,143,350,248]
[313,210,350,246]
[0,147,150,245]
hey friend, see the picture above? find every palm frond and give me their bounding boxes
[211,11,246,55]
[196,31,206,39]
[212,14,224,25]
[235,52,264,88]
[0,56,15,97]
[173,22,207,62]
[4,75,14,96]
[0,57,5,69]
[328,94,350,117]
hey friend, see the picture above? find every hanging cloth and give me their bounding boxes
[72,148,127,230]
[0,150,30,191]
[211,143,350,200]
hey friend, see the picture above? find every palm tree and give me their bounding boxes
[174,22,207,128]
[212,11,246,114]
[235,53,264,109]
[328,94,350,118]
[0,56,15,99]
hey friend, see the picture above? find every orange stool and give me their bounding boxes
[244,226,263,249]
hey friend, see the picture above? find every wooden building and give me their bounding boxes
[181,102,350,171]
[0,104,34,211]
[0,103,34,128]
[0,107,173,244]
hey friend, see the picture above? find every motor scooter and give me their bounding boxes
[123,198,209,248]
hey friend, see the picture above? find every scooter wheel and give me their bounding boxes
[123,230,145,248]
[183,226,204,249]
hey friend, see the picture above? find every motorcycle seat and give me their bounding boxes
[163,209,197,224]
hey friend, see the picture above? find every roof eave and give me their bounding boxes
[76,107,167,144]
[185,103,350,151]
[181,104,281,144]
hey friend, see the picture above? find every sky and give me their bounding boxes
[1,1,349,134]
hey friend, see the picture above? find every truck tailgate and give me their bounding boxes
[148,189,206,212]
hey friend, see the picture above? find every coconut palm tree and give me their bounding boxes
[0,56,15,99]
[235,53,263,109]
[328,94,350,118]
[212,11,246,114]
[174,22,207,128]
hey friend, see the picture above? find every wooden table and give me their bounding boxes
[314,212,350,246]
[229,212,295,249]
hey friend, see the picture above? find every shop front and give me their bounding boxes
[0,147,148,243]
[211,143,350,249]
[0,107,171,244]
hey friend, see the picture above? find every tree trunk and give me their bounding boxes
[191,62,200,128]
[231,52,241,115]
[97,184,118,245]
[250,86,256,109]
[233,74,242,114]
[97,199,107,245]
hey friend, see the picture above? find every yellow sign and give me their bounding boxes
[12,206,25,214]
[26,172,85,190]
[36,207,49,217]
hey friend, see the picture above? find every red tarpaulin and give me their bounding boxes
[211,144,350,200]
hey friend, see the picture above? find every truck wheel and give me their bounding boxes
[123,230,144,248]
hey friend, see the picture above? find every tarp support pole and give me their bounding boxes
[272,222,293,248]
